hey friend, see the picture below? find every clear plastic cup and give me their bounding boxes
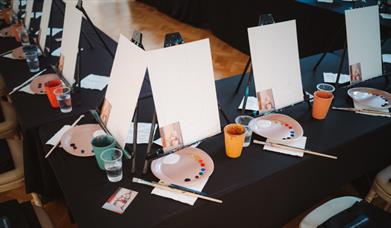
[100,148,123,182]
[234,115,253,147]
[23,45,39,72]
[53,87,72,113]
[316,83,335,93]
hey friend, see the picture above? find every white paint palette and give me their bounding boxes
[151,147,214,187]
[60,124,101,157]
[348,87,391,109]
[249,113,303,143]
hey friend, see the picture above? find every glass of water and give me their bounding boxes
[53,86,72,113]
[23,45,39,72]
[100,148,123,182]
[235,115,254,147]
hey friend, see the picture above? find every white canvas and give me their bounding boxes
[38,0,53,50]
[345,6,382,81]
[147,39,221,149]
[104,35,147,149]
[12,0,19,13]
[24,0,34,29]
[60,1,82,85]
[248,20,303,111]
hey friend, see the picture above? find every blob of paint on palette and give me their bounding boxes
[183,154,207,182]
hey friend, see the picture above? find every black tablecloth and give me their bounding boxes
[38,50,391,227]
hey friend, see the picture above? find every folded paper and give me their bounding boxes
[46,125,71,146]
[80,74,109,91]
[264,136,307,157]
[238,96,259,111]
[323,72,350,84]
[126,122,157,144]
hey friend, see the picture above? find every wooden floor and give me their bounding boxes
[0,1,386,228]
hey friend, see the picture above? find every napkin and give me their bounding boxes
[80,74,109,91]
[264,136,307,157]
[32,12,42,19]
[382,54,391,63]
[381,13,391,20]
[126,122,157,144]
[51,47,61,57]
[46,125,71,146]
[238,96,259,111]
[323,72,350,84]
[1,52,14,59]
[19,84,35,94]
[151,178,208,206]
[353,102,390,117]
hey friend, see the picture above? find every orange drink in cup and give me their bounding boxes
[224,123,245,158]
[312,91,334,120]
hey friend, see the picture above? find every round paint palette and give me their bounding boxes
[60,124,101,157]
[151,147,214,186]
[29,74,60,94]
[0,26,12,37]
[11,46,24,60]
[348,87,391,109]
[249,113,304,143]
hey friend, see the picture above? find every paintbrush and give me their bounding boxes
[132,178,222,204]
[8,68,47,95]
[89,110,132,159]
[332,107,391,117]
[253,140,338,160]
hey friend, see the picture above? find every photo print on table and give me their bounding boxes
[160,121,184,152]
[350,63,362,84]
[257,88,276,113]
[100,99,112,126]
[102,187,138,214]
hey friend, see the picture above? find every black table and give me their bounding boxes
[38,50,391,227]
[0,0,120,197]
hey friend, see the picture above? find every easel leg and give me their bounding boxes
[241,68,254,115]
[131,107,138,174]
[235,57,251,94]
[143,112,157,175]
[335,42,347,89]
[218,105,230,124]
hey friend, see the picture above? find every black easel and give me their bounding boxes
[75,0,114,58]
[129,30,145,174]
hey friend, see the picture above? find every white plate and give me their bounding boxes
[249,113,304,143]
[348,87,391,109]
[151,147,214,187]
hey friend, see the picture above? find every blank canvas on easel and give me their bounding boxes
[38,0,53,50]
[248,20,303,112]
[147,39,221,151]
[103,35,147,149]
[60,1,82,85]
[345,5,382,82]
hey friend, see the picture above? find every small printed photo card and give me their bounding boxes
[248,20,304,110]
[349,63,362,84]
[160,121,184,152]
[345,6,382,81]
[257,88,276,113]
[102,187,138,214]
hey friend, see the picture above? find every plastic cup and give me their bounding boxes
[23,45,39,72]
[91,135,116,170]
[316,83,335,93]
[312,91,334,120]
[100,148,123,182]
[44,80,62,108]
[234,115,253,147]
[53,86,72,113]
[224,123,245,158]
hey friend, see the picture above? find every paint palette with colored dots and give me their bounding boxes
[348,87,391,110]
[249,113,304,143]
[29,74,60,94]
[60,124,101,157]
[151,147,214,187]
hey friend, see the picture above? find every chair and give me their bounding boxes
[366,165,391,211]
[299,196,362,228]
[0,100,18,139]
[32,204,56,228]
